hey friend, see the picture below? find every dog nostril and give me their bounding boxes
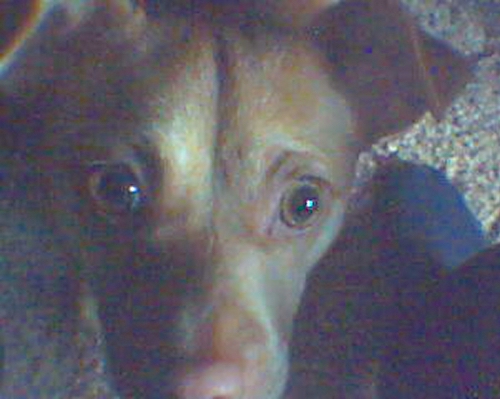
[176,362,243,399]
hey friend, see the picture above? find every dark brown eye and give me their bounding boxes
[89,163,145,216]
[280,180,323,229]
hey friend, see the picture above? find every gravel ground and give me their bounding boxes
[363,0,500,242]
[1,1,499,398]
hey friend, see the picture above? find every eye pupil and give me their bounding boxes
[282,183,321,227]
[90,164,144,215]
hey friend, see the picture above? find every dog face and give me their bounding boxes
[0,1,472,398]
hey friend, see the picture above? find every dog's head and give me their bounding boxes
[0,1,472,398]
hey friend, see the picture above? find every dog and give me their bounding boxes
[0,0,473,397]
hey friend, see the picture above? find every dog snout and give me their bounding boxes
[176,362,244,399]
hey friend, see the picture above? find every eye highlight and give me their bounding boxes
[88,163,146,217]
[279,178,327,230]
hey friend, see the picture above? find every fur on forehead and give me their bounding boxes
[0,1,339,146]
[0,0,340,93]
[1,0,474,151]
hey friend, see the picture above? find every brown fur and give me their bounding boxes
[0,1,472,398]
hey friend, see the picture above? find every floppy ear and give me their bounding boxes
[0,0,143,76]
[0,0,150,156]
[309,0,475,144]
[0,0,40,60]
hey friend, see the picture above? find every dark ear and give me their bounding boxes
[0,0,39,59]
[309,0,474,144]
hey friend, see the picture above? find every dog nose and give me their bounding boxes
[176,362,243,399]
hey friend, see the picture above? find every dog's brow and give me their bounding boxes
[265,152,292,181]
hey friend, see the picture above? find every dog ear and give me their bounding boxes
[0,0,40,61]
[0,1,145,151]
[309,0,474,144]
[0,0,143,73]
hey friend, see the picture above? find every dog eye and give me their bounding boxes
[89,163,145,216]
[280,179,324,229]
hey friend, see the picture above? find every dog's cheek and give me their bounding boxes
[173,208,348,399]
[90,235,292,399]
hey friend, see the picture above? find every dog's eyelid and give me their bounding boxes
[78,140,159,180]
[82,150,155,206]
[265,150,333,184]
[83,158,142,179]
[260,175,337,240]
[256,153,339,239]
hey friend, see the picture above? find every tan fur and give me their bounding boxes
[0,1,473,398]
